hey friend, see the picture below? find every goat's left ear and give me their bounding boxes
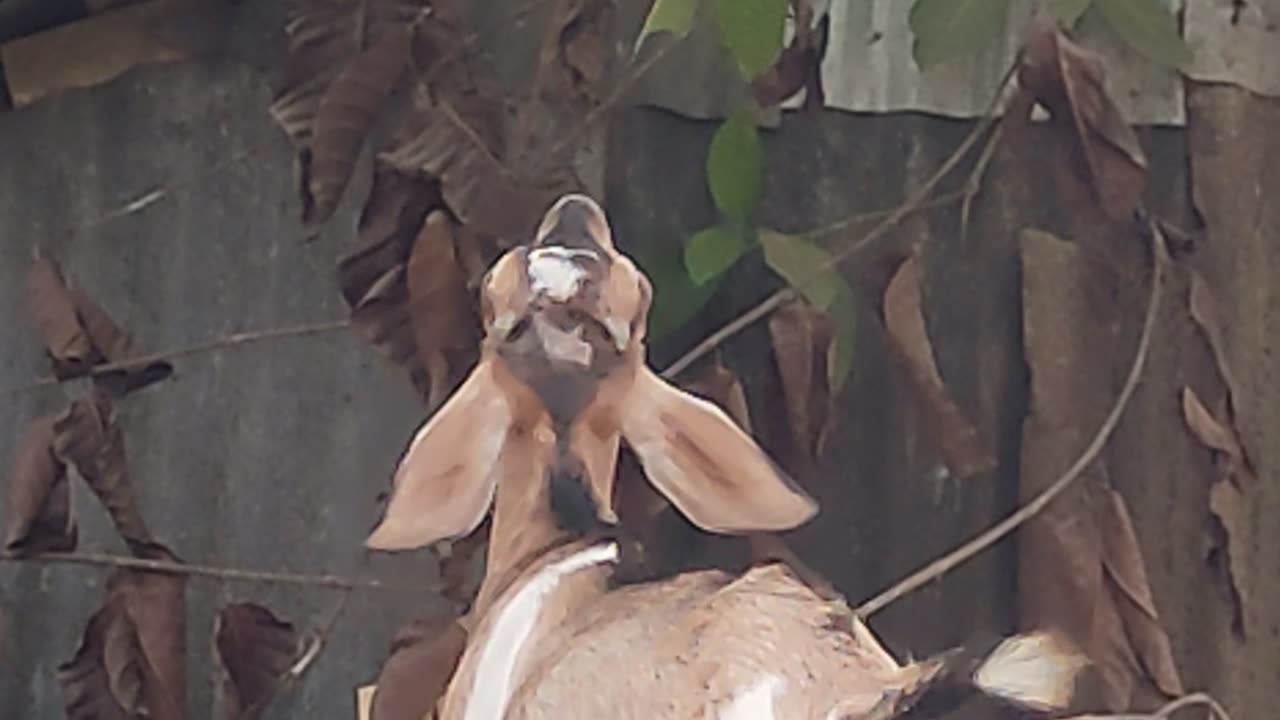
[366,360,510,551]
[620,366,819,534]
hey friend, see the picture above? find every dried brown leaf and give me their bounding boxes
[26,257,170,393]
[1097,487,1184,699]
[370,615,467,720]
[435,532,488,611]
[306,28,413,226]
[751,14,828,109]
[59,557,187,720]
[3,415,77,556]
[682,357,753,433]
[1181,387,1242,465]
[340,165,441,399]
[28,257,95,375]
[53,390,155,555]
[767,298,835,477]
[381,93,572,240]
[70,288,173,396]
[405,210,481,409]
[558,2,609,97]
[270,0,429,220]
[1188,271,1238,398]
[1018,14,1147,221]
[215,602,307,719]
[881,255,994,478]
[1208,479,1250,639]
[1181,386,1252,637]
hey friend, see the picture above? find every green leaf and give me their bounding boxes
[706,109,762,224]
[759,230,839,308]
[714,0,787,78]
[637,0,697,44]
[759,230,857,389]
[828,281,857,390]
[1095,0,1192,68]
[1050,0,1093,28]
[684,224,749,285]
[907,0,1011,70]
[636,242,721,342]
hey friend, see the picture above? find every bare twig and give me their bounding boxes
[855,217,1169,618]
[958,122,1004,246]
[512,0,574,165]
[1064,692,1232,720]
[1,319,350,397]
[65,146,260,237]
[534,25,685,173]
[3,550,419,592]
[661,62,1018,378]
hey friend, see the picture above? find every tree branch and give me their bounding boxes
[855,216,1169,618]
[3,550,421,592]
[2,319,350,397]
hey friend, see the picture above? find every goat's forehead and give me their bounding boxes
[537,195,611,246]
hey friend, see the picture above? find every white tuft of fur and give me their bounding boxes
[719,675,784,720]
[972,631,1088,712]
[528,247,597,302]
[465,542,621,720]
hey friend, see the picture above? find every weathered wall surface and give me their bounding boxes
[0,11,451,718]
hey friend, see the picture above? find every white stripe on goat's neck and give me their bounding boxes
[464,542,621,720]
[528,247,598,302]
[720,675,785,720]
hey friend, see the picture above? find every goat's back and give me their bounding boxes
[506,563,936,719]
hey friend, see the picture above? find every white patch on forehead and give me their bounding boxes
[528,247,598,301]
[464,542,621,720]
[720,675,784,720]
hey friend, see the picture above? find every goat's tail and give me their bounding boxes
[892,631,1088,719]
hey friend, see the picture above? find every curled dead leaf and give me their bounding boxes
[1097,488,1184,700]
[340,165,440,400]
[1181,385,1253,638]
[28,257,94,374]
[215,603,309,719]
[751,12,828,108]
[406,210,482,409]
[307,28,414,226]
[59,556,187,720]
[1018,14,1147,221]
[53,390,155,555]
[881,255,994,478]
[26,257,172,394]
[270,0,429,223]
[1188,271,1238,399]
[1207,479,1250,639]
[766,297,835,479]
[380,92,572,240]
[370,615,467,720]
[3,415,77,557]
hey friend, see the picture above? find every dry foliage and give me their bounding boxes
[215,603,311,719]
[1014,13,1148,222]
[877,253,994,478]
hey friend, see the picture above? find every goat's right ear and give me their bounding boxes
[620,366,818,534]
[366,360,510,551]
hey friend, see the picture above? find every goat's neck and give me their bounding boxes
[473,440,575,616]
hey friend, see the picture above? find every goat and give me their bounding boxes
[367,195,1086,719]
